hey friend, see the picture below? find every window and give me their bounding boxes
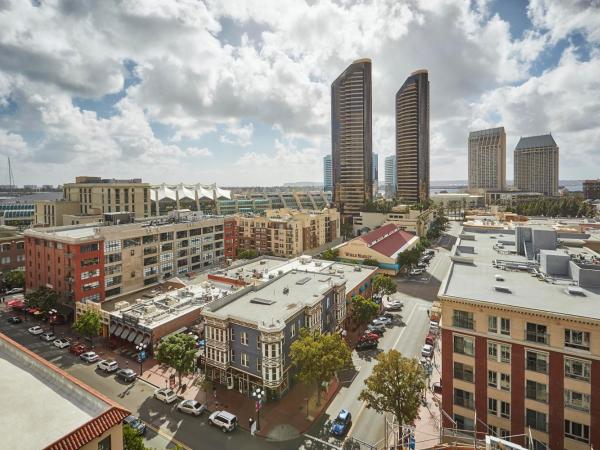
[500,318,511,335]
[80,243,99,253]
[565,420,589,443]
[97,435,111,450]
[1,256,11,264]
[452,310,474,330]
[81,269,100,280]
[488,342,510,363]
[564,390,590,412]
[83,281,100,291]
[531,439,547,450]
[526,380,548,403]
[454,414,474,431]
[526,409,547,432]
[453,388,474,409]
[565,358,591,381]
[104,240,121,252]
[500,429,510,440]
[526,350,548,373]
[257,358,262,372]
[526,322,548,344]
[500,373,510,391]
[81,257,99,267]
[488,370,498,388]
[488,316,510,335]
[290,323,296,338]
[241,332,248,346]
[241,353,249,367]
[500,401,510,419]
[161,242,173,251]
[453,362,474,383]
[488,398,497,415]
[453,335,474,356]
[564,329,590,351]
[488,316,498,333]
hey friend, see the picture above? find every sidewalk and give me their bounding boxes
[413,335,442,449]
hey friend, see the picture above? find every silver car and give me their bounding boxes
[80,351,100,363]
[177,400,207,416]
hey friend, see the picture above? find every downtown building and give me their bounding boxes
[323,155,333,192]
[396,70,429,203]
[332,59,373,218]
[440,224,600,449]
[384,155,397,199]
[583,180,600,200]
[24,212,228,309]
[468,127,506,192]
[514,135,559,197]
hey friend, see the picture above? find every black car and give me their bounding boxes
[123,415,146,435]
[115,368,137,383]
[7,316,22,324]
[355,340,377,351]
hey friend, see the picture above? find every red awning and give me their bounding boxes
[7,299,24,308]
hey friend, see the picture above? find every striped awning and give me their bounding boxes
[119,327,130,339]
[127,331,138,342]
[134,333,144,345]
[113,325,123,336]
[142,335,151,346]
[109,323,117,334]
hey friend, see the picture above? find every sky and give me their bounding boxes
[0,0,599,186]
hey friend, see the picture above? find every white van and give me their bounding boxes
[208,410,238,432]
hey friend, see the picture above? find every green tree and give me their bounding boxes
[320,248,339,261]
[123,424,149,450]
[350,295,380,325]
[359,350,427,426]
[396,248,420,271]
[73,310,102,347]
[155,333,197,387]
[2,270,25,289]
[290,329,352,404]
[372,274,396,296]
[362,258,379,267]
[24,286,58,311]
[237,248,258,259]
[341,222,354,240]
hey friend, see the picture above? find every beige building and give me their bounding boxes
[514,134,559,197]
[236,208,340,258]
[352,205,434,237]
[430,193,485,209]
[468,127,506,192]
[439,224,600,449]
[34,199,80,227]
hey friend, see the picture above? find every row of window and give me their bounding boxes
[453,309,591,351]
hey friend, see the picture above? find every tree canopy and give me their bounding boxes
[290,329,352,404]
[362,258,379,267]
[358,350,427,426]
[372,274,396,296]
[320,248,339,261]
[24,286,58,311]
[123,425,149,450]
[427,208,448,240]
[155,333,198,387]
[505,196,596,218]
[2,270,25,289]
[350,295,380,325]
[237,248,258,259]
[73,310,102,345]
[396,247,420,270]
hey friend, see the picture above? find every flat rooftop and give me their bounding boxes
[442,228,600,320]
[0,334,120,449]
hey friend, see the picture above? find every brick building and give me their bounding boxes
[0,230,25,272]
[223,217,238,261]
[439,225,600,449]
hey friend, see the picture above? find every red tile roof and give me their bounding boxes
[44,407,130,450]
[358,223,397,244]
[356,224,416,257]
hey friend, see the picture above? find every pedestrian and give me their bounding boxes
[427,309,430,317]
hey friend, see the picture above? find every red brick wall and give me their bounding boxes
[72,241,104,303]
[510,343,525,446]
[441,328,454,428]
[548,350,564,449]
[0,237,25,272]
[223,218,238,260]
[207,274,247,287]
[591,360,600,448]
[474,335,488,436]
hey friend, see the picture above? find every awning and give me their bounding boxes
[109,323,117,334]
[119,327,131,339]
[134,333,144,345]
[7,299,24,308]
[113,325,123,336]
[142,335,151,346]
[33,310,43,316]
[127,331,138,342]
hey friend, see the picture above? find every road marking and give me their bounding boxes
[143,421,192,450]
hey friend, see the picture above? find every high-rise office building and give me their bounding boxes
[384,155,397,198]
[396,70,429,203]
[468,127,506,192]
[332,59,372,217]
[372,152,379,196]
[323,154,333,192]
[514,134,559,196]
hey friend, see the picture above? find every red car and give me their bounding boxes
[359,332,380,342]
[69,342,87,355]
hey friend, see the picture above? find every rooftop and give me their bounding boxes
[356,223,418,257]
[515,134,557,150]
[0,333,128,450]
[441,227,600,320]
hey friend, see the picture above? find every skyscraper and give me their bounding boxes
[372,152,379,196]
[395,69,429,203]
[323,154,332,192]
[332,59,372,217]
[384,155,397,198]
[514,134,559,196]
[468,127,506,192]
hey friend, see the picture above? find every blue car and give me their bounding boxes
[330,409,352,437]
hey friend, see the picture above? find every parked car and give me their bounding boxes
[178,399,207,416]
[116,368,137,383]
[80,351,100,363]
[154,388,178,404]
[384,300,403,311]
[421,344,433,358]
[429,320,439,333]
[424,249,435,256]
[5,287,24,295]
[97,360,119,373]
[409,268,425,276]
[330,409,352,437]
[28,325,44,335]
[53,338,70,349]
[372,316,392,326]
[40,331,56,342]
[432,381,443,395]
[208,410,238,432]
[69,342,87,356]
[360,331,380,341]
[123,415,146,435]
[425,333,435,346]
[7,316,22,324]
[355,339,377,351]
[416,262,428,269]
[367,323,385,335]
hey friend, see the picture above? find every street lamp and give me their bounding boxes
[252,387,265,431]
[136,343,147,376]
[48,308,57,333]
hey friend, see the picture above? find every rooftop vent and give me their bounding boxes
[283,287,289,294]
[250,297,276,305]
[296,277,311,285]
[354,266,362,272]
[494,285,511,293]
[566,286,586,296]
[260,260,266,265]
[495,274,505,282]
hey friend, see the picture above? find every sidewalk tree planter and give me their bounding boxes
[73,310,102,348]
[123,424,149,450]
[358,349,426,427]
[372,274,396,296]
[155,333,197,388]
[290,329,352,405]
[349,295,379,326]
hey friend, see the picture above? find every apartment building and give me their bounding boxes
[324,155,333,192]
[235,208,340,258]
[201,267,348,397]
[34,199,80,227]
[24,213,226,309]
[352,205,435,237]
[514,135,559,197]
[440,225,600,449]
[468,127,506,192]
[0,228,25,272]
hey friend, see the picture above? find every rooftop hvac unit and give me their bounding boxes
[354,266,362,272]
[315,261,322,267]
[494,285,511,293]
[566,286,586,296]
[260,260,266,265]
[495,274,505,282]
[283,287,289,294]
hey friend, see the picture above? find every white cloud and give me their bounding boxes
[219,122,254,147]
[527,0,600,44]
